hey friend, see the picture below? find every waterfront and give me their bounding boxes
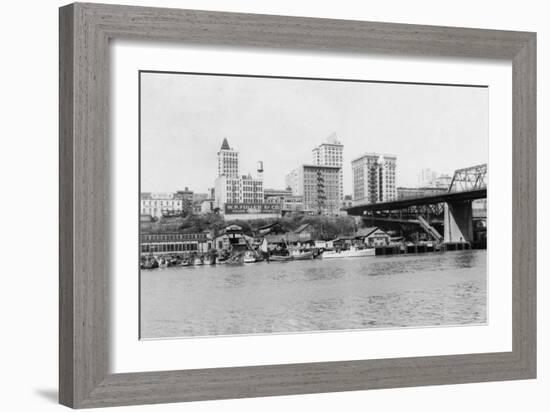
[140,249,486,339]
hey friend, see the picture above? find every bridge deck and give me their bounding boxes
[345,188,487,216]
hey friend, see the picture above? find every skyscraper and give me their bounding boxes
[217,137,239,177]
[286,165,341,214]
[311,133,343,201]
[352,153,397,205]
[285,134,344,215]
[214,138,264,210]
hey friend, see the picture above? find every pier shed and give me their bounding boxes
[264,223,314,245]
[291,223,314,241]
[355,227,391,247]
[214,225,255,251]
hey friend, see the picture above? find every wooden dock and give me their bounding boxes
[374,242,474,256]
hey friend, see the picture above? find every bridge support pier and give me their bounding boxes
[443,200,473,243]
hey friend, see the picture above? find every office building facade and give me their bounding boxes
[352,153,397,205]
[214,138,264,211]
[217,137,239,178]
[286,164,341,214]
[311,134,343,201]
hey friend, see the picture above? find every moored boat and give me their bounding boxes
[322,246,375,259]
[179,257,192,267]
[204,255,216,265]
[243,251,257,263]
[192,256,204,266]
[269,254,293,262]
[156,256,169,268]
[141,257,158,269]
[290,250,314,260]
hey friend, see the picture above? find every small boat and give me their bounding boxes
[269,254,293,262]
[243,251,257,263]
[192,256,204,266]
[157,257,169,268]
[322,246,375,259]
[224,253,243,264]
[290,250,314,260]
[179,257,191,267]
[204,255,215,265]
[141,257,158,269]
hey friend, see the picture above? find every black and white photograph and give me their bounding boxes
[3,0,543,409]
[139,71,488,340]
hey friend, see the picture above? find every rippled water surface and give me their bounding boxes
[140,250,486,339]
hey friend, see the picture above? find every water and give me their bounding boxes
[140,249,486,339]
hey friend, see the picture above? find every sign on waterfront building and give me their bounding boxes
[224,202,281,215]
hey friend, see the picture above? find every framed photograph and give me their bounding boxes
[59,3,536,408]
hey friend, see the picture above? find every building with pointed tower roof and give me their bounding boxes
[213,138,272,219]
[217,137,239,178]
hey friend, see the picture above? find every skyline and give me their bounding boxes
[140,72,488,194]
[140,135,455,196]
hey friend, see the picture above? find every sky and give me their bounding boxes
[140,72,488,195]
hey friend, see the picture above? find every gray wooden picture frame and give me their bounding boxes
[59,2,536,409]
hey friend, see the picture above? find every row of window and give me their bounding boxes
[141,200,183,206]
[141,243,200,253]
[225,187,263,192]
[140,233,207,242]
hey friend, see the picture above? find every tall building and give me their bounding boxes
[217,137,239,177]
[214,138,264,211]
[311,133,343,201]
[286,164,341,214]
[285,134,344,215]
[352,153,397,205]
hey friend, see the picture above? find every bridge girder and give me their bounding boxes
[363,203,444,221]
[448,163,487,193]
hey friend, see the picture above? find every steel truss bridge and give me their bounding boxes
[345,164,487,243]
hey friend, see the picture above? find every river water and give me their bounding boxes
[140,249,486,339]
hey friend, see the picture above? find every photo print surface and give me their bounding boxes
[139,71,488,339]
